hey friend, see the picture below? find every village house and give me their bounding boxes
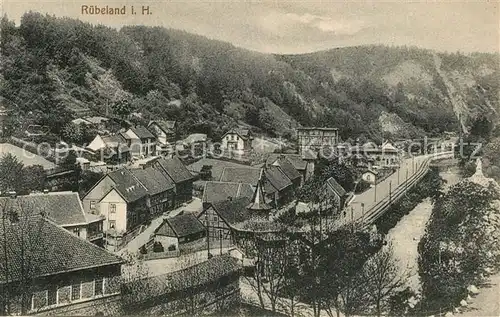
[0,203,123,316]
[218,165,295,208]
[0,192,106,247]
[121,125,157,158]
[322,177,351,211]
[349,141,401,168]
[220,128,253,154]
[198,177,274,247]
[86,134,131,164]
[201,181,254,209]
[266,153,316,182]
[153,157,195,206]
[269,156,302,189]
[82,165,175,235]
[362,169,378,185]
[296,127,339,156]
[147,120,177,155]
[152,213,206,251]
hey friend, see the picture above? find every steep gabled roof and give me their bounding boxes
[0,210,123,284]
[107,168,148,202]
[149,120,176,135]
[266,153,308,170]
[247,169,272,211]
[208,197,253,227]
[130,167,175,196]
[155,213,205,238]
[272,157,302,181]
[325,177,347,197]
[156,157,194,184]
[130,125,155,139]
[222,128,252,140]
[265,165,293,192]
[219,167,261,185]
[0,192,102,227]
[101,134,130,152]
[202,181,254,204]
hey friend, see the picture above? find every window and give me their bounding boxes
[72,227,80,237]
[213,216,218,222]
[90,201,96,210]
[109,204,116,214]
[47,286,57,306]
[109,220,116,230]
[71,283,81,301]
[94,279,104,296]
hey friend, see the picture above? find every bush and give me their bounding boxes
[168,244,177,251]
[139,245,147,254]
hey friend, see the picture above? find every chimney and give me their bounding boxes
[8,191,16,199]
[43,189,49,194]
[227,196,233,201]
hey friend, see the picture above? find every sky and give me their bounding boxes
[3,0,499,54]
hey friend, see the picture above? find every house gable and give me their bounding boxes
[82,175,116,213]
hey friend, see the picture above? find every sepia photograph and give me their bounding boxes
[0,0,499,316]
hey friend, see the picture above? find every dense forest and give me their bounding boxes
[1,12,499,142]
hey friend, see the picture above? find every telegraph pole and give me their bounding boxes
[361,203,365,228]
[374,180,377,202]
[389,180,392,203]
[219,231,223,255]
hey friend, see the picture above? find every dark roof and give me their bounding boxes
[107,168,148,202]
[202,182,254,204]
[266,153,308,170]
[264,165,292,193]
[101,134,130,152]
[0,209,123,284]
[130,125,155,139]
[272,157,301,181]
[219,167,261,185]
[0,192,100,227]
[149,120,176,134]
[208,197,253,227]
[124,254,239,303]
[130,167,175,195]
[156,214,205,238]
[223,128,252,140]
[325,177,347,197]
[156,157,194,184]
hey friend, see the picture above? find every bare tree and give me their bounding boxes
[356,243,412,317]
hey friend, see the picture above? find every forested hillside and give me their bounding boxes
[1,12,499,142]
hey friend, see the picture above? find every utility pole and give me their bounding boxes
[374,180,377,202]
[406,170,409,192]
[350,206,354,232]
[219,231,223,255]
[389,180,392,203]
[397,166,400,185]
[206,213,211,259]
[361,203,365,228]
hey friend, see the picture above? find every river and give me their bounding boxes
[386,165,462,293]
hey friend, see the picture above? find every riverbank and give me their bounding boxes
[386,165,462,293]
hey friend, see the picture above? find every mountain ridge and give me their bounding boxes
[1,12,498,143]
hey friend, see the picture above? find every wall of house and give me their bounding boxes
[150,124,167,144]
[155,235,179,251]
[63,225,88,240]
[99,189,128,232]
[362,172,376,184]
[82,176,115,214]
[2,266,122,316]
[199,207,232,245]
[221,134,245,151]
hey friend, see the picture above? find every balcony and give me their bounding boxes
[88,232,104,241]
